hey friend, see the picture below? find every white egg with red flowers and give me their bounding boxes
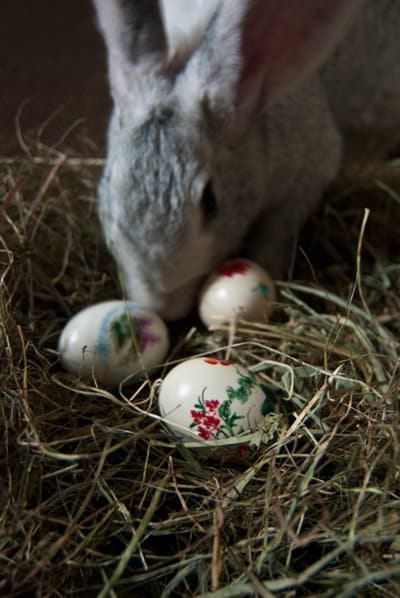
[58,300,169,386]
[198,258,276,328]
[158,356,272,440]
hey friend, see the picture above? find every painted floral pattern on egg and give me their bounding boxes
[190,394,222,440]
[158,356,275,441]
[252,281,271,299]
[96,306,161,367]
[219,260,273,300]
[199,258,276,327]
[189,358,262,439]
[217,258,250,277]
[58,301,169,387]
[203,357,232,366]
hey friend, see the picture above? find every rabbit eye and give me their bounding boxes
[201,181,218,222]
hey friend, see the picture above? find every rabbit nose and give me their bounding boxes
[123,274,203,320]
[156,284,199,321]
[144,275,204,320]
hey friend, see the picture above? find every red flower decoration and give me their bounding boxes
[203,414,220,429]
[198,426,213,440]
[204,358,232,366]
[190,409,203,423]
[217,259,250,277]
[204,399,219,412]
[190,400,221,439]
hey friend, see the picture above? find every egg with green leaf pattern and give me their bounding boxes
[159,357,274,441]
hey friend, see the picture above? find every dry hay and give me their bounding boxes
[1,139,400,597]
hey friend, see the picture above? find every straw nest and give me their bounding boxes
[1,137,399,597]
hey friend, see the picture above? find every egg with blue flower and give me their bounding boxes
[58,301,169,386]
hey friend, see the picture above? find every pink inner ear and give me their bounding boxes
[237,1,350,105]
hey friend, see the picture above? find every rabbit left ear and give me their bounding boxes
[93,0,167,63]
[92,0,168,101]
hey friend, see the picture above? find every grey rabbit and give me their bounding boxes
[92,0,400,320]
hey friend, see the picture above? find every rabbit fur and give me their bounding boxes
[92,0,400,319]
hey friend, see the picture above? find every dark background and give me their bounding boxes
[0,0,110,154]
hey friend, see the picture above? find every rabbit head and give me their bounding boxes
[93,0,359,319]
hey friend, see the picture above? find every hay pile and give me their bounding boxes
[1,142,399,597]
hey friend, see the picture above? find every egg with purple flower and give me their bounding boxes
[58,301,169,386]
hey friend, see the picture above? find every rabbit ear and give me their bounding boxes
[160,0,221,67]
[92,0,168,100]
[93,0,167,61]
[201,0,360,117]
[238,0,361,106]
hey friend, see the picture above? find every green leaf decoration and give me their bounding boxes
[226,370,257,404]
[193,389,207,412]
[216,399,245,436]
[227,413,244,428]
[110,313,138,352]
[218,401,232,420]
[253,282,270,298]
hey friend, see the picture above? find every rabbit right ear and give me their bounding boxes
[92,0,168,101]
[189,0,361,123]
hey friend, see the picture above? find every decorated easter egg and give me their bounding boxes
[158,357,272,440]
[198,258,276,328]
[58,301,169,386]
